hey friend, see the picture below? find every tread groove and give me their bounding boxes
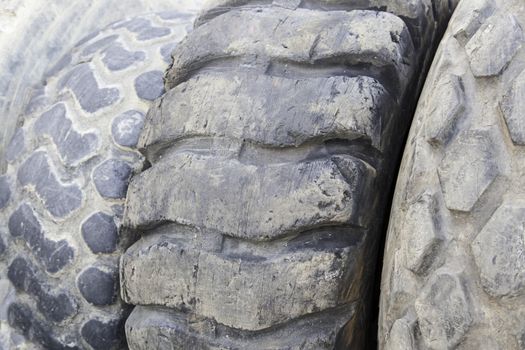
[126,303,356,349]
[164,53,401,98]
[142,136,380,171]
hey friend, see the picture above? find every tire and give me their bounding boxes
[379,1,525,349]
[0,12,195,350]
[119,1,455,349]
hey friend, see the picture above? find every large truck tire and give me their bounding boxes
[379,0,525,349]
[119,1,457,348]
[0,12,195,349]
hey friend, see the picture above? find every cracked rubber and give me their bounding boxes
[379,1,525,349]
[120,1,456,349]
[0,13,195,350]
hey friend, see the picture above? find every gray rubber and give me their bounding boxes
[119,1,456,349]
[379,0,525,349]
[0,13,194,350]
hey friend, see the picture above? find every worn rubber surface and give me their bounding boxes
[379,0,525,349]
[120,1,456,349]
[0,13,195,349]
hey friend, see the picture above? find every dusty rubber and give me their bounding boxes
[0,13,195,350]
[379,0,525,349]
[120,1,456,349]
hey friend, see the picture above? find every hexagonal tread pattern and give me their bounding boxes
[380,1,525,349]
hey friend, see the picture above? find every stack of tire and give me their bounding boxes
[1,0,523,349]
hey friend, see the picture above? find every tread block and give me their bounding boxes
[18,151,83,218]
[451,0,495,41]
[501,69,525,145]
[59,63,120,113]
[424,74,466,147]
[8,257,78,323]
[125,305,354,349]
[101,43,146,71]
[92,159,133,200]
[384,251,418,323]
[0,175,11,209]
[77,266,119,306]
[9,204,74,273]
[465,13,524,77]
[134,70,165,101]
[472,203,525,297]
[401,192,444,275]
[8,303,79,350]
[111,110,145,148]
[165,8,413,89]
[124,152,375,240]
[121,230,363,330]
[196,0,435,49]
[140,73,391,155]
[81,212,119,254]
[81,318,125,350]
[437,128,503,212]
[414,273,472,349]
[44,54,73,80]
[34,103,99,166]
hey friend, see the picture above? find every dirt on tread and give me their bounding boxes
[379,0,525,349]
[120,1,456,349]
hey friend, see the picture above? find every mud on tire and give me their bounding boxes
[119,1,456,349]
[0,12,196,350]
[379,0,525,349]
